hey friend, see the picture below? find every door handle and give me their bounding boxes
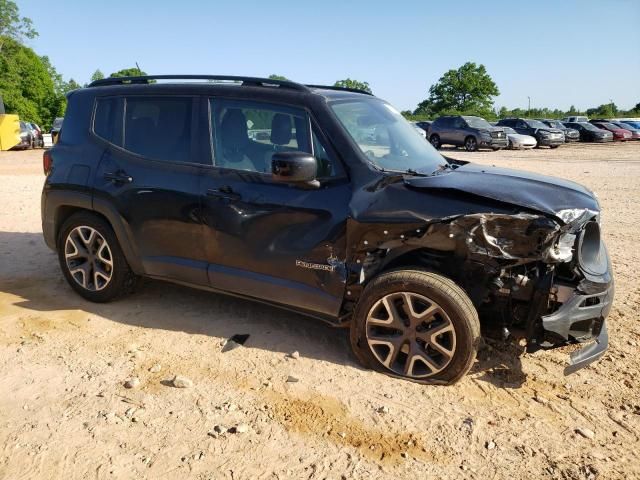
[207,186,240,201]
[104,171,133,184]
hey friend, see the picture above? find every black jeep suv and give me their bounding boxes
[41,75,613,384]
[427,115,508,151]
[496,118,565,148]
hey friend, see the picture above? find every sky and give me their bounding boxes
[20,0,640,112]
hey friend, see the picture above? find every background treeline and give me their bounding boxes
[1,1,638,130]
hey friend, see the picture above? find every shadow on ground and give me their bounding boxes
[0,231,527,386]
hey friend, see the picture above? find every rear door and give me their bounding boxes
[199,97,351,317]
[93,95,208,285]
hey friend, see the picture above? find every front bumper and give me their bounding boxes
[538,136,565,146]
[542,281,614,374]
[480,138,508,148]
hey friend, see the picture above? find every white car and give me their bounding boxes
[502,127,537,149]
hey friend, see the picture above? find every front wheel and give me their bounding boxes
[350,270,481,385]
[550,145,559,149]
[464,136,478,152]
[429,134,441,149]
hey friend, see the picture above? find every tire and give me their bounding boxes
[350,269,481,385]
[550,145,559,149]
[429,134,441,149]
[464,136,478,152]
[57,212,138,302]
[491,147,501,151]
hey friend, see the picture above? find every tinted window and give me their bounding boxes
[124,97,193,163]
[312,128,344,178]
[210,99,310,173]
[94,98,120,144]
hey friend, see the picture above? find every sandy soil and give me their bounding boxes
[0,143,639,480]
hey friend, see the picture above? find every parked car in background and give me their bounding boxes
[28,122,44,147]
[609,121,640,140]
[501,126,537,149]
[428,115,508,151]
[538,119,580,142]
[51,117,64,143]
[11,121,35,150]
[415,121,432,133]
[496,118,564,148]
[616,120,640,130]
[562,116,589,123]
[410,122,427,139]
[590,121,632,141]
[563,122,613,142]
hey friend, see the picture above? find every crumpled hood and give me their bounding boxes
[405,163,599,219]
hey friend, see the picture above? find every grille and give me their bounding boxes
[490,131,505,139]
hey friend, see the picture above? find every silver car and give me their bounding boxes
[502,127,537,149]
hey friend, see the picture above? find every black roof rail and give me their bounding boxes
[87,75,311,92]
[305,84,373,96]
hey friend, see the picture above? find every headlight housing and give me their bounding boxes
[578,221,608,276]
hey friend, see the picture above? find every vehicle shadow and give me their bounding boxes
[0,231,527,385]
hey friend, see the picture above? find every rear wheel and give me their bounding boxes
[350,270,481,385]
[550,145,559,149]
[464,136,478,152]
[57,212,137,302]
[429,134,441,149]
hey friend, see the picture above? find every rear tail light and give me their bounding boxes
[43,150,53,175]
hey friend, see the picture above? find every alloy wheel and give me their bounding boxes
[64,226,113,291]
[465,137,477,151]
[365,292,456,378]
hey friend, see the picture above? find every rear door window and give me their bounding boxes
[123,97,194,163]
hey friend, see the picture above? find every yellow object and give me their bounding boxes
[0,114,21,151]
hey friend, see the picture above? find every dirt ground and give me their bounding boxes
[1,143,639,480]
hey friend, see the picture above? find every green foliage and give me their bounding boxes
[415,62,499,118]
[268,74,288,81]
[90,69,105,82]
[110,67,147,78]
[586,103,618,118]
[334,78,372,94]
[0,36,63,128]
[0,0,37,45]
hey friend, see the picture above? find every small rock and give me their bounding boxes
[171,375,193,388]
[132,417,139,423]
[383,393,392,399]
[124,377,140,389]
[376,406,389,414]
[533,393,549,406]
[288,351,300,360]
[486,440,496,450]
[338,432,346,438]
[232,423,249,434]
[286,376,299,383]
[215,425,228,433]
[125,407,136,418]
[148,364,162,373]
[575,427,595,439]
[400,452,408,459]
[223,402,238,412]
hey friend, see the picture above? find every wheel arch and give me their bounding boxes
[45,191,144,275]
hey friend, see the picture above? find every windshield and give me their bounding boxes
[621,121,640,129]
[526,119,550,129]
[502,127,516,134]
[463,116,493,129]
[547,120,565,129]
[597,123,618,130]
[581,123,600,131]
[330,99,448,174]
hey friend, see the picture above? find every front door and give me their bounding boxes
[199,98,351,317]
[93,95,208,285]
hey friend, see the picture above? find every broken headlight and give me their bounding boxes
[577,221,607,276]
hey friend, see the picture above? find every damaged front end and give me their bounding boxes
[345,202,613,375]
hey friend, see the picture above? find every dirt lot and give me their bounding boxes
[1,143,639,480]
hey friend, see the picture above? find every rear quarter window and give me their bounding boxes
[93,97,122,145]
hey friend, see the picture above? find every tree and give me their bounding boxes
[0,0,37,46]
[268,74,288,81]
[110,67,147,78]
[0,36,61,127]
[90,69,104,82]
[334,78,372,94]
[586,103,618,118]
[415,62,499,117]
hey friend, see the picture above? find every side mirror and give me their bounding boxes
[272,151,319,188]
